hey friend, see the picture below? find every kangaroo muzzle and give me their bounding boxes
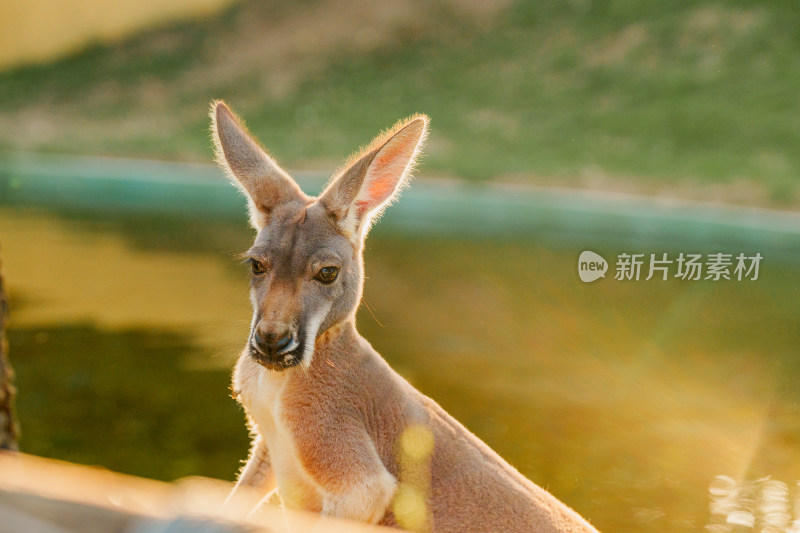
[249,323,302,370]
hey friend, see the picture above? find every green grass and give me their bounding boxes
[0,0,799,205]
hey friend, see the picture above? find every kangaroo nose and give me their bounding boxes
[271,333,293,353]
[253,330,295,356]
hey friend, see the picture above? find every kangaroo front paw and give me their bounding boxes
[321,470,397,524]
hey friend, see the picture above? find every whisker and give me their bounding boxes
[360,298,386,328]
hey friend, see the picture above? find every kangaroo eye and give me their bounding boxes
[315,266,340,284]
[248,259,266,275]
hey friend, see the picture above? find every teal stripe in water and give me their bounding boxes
[2,151,799,258]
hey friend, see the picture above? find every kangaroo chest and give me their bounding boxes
[236,360,323,512]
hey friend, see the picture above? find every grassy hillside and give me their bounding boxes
[1,0,798,206]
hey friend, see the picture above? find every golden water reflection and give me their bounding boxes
[1,208,251,366]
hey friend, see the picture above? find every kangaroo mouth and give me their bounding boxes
[248,338,304,371]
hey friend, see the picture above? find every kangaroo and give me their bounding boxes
[210,100,598,533]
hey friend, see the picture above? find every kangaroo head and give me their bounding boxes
[211,101,428,371]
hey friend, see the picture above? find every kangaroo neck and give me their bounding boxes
[307,317,367,371]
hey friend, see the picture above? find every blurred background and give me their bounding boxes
[1,1,799,532]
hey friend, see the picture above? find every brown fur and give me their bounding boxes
[211,101,598,532]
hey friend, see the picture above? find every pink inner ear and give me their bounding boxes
[357,142,409,216]
[355,199,370,217]
[355,176,394,218]
[375,141,404,169]
[367,175,395,202]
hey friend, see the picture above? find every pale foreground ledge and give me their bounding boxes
[0,452,392,533]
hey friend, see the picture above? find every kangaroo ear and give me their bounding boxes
[210,100,306,229]
[319,114,428,241]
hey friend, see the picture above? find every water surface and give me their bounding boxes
[2,206,799,532]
